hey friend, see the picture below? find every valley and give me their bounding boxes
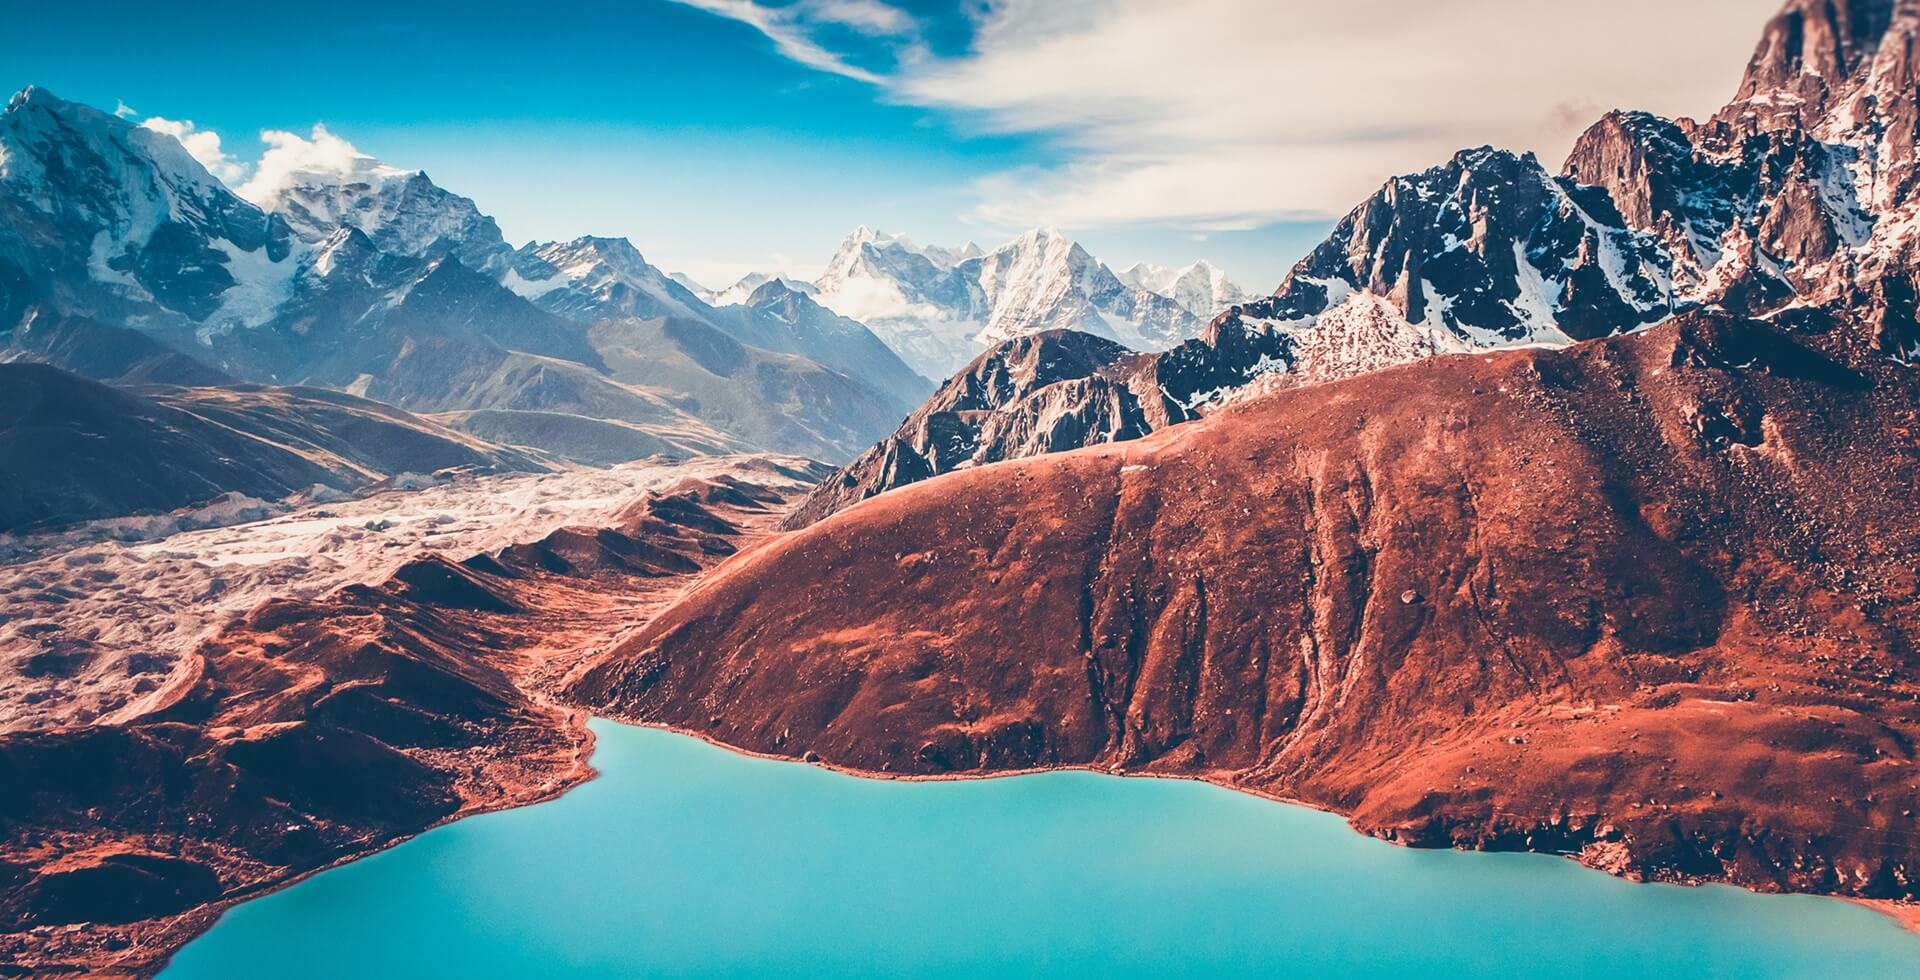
[5,0,1920,976]
[1,454,825,977]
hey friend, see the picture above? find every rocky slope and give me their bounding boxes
[574,307,1920,914]
[584,315,914,463]
[0,362,547,533]
[1,309,231,387]
[785,303,1301,527]
[784,331,1179,528]
[0,460,825,978]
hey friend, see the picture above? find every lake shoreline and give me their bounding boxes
[611,715,1920,940]
[121,709,602,980]
[159,719,1920,979]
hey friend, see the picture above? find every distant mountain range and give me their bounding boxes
[0,88,929,468]
[0,87,1260,477]
[700,226,1247,379]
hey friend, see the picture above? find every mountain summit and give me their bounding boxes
[802,226,1237,377]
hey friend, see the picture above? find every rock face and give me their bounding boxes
[252,152,510,274]
[0,87,293,335]
[573,308,1920,912]
[1246,147,1674,345]
[786,303,1302,527]
[783,331,1180,528]
[0,362,548,533]
[1230,1,1920,363]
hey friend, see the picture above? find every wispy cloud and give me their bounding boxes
[806,0,914,36]
[670,0,905,83]
[138,115,249,183]
[672,0,1781,234]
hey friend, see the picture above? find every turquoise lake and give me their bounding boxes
[163,719,1920,979]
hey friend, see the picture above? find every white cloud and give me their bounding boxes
[113,100,138,119]
[138,115,249,184]
[674,0,1786,232]
[670,0,896,83]
[235,124,406,209]
[807,0,913,36]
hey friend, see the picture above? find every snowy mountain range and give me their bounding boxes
[0,87,927,464]
[706,225,1246,379]
[1211,0,1920,387]
[789,0,1920,524]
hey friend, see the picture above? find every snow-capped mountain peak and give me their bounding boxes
[237,128,508,273]
[710,271,818,307]
[1121,260,1250,318]
[0,85,296,329]
[235,125,409,213]
[504,235,712,323]
[807,224,1217,378]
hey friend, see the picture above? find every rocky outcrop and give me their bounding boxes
[1248,147,1675,345]
[784,301,1323,528]
[783,331,1177,528]
[575,307,1920,913]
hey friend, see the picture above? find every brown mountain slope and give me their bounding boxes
[0,470,817,978]
[572,310,1920,907]
[0,364,550,533]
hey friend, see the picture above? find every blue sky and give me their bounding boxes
[5,0,1779,287]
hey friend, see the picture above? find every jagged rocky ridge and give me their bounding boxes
[792,0,1920,525]
[783,318,1296,528]
[1234,0,1920,367]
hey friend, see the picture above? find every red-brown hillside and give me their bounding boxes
[573,310,1920,905]
[0,473,808,979]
